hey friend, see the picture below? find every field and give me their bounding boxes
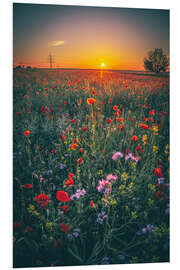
[13,68,169,267]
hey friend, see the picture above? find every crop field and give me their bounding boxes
[13,68,169,267]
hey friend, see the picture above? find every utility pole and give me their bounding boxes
[49,53,52,69]
[48,53,55,69]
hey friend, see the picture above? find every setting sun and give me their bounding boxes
[101,62,105,68]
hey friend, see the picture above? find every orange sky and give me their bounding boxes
[13,4,169,70]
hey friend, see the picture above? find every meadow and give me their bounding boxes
[13,68,169,267]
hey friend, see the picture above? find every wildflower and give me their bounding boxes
[121,172,128,181]
[153,125,159,135]
[112,152,123,160]
[109,98,112,103]
[116,117,124,123]
[71,143,78,150]
[149,110,155,115]
[96,211,108,224]
[78,158,83,164]
[132,135,138,141]
[60,222,71,234]
[71,118,75,124]
[140,123,149,130]
[61,135,66,140]
[35,193,50,208]
[23,184,33,189]
[142,134,148,144]
[107,118,113,124]
[153,145,158,153]
[16,111,21,116]
[106,174,118,183]
[65,177,74,187]
[82,126,87,133]
[158,177,165,185]
[87,98,96,105]
[60,163,66,170]
[154,167,163,177]
[66,234,73,241]
[113,105,118,111]
[90,200,96,208]
[79,148,83,152]
[56,191,70,202]
[24,130,30,136]
[136,145,143,153]
[51,149,55,154]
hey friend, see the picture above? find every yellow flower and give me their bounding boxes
[153,125,159,135]
[147,198,154,207]
[27,204,35,213]
[121,172,128,181]
[153,145,158,153]
[142,134,147,144]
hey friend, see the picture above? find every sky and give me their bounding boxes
[13,3,169,70]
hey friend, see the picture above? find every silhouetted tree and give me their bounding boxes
[144,48,169,73]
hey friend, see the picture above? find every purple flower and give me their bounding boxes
[158,177,165,185]
[112,152,123,160]
[60,163,66,170]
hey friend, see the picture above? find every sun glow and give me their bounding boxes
[101,62,105,68]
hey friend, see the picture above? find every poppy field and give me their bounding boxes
[13,68,169,267]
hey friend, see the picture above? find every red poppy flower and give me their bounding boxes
[69,172,74,178]
[107,118,113,124]
[60,222,71,234]
[73,138,78,143]
[109,98,112,103]
[82,126,87,133]
[37,145,41,149]
[113,105,118,111]
[90,200,95,207]
[79,148,83,152]
[87,98,96,105]
[24,130,30,136]
[140,123,149,130]
[16,112,21,116]
[154,168,163,177]
[56,191,70,202]
[78,158,83,164]
[23,184,33,189]
[71,119,75,124]
[61,135,66,140]
[149,110,155,115]
[65,177,74,187]
[51,149,55,154]
[132,135,138,141]
[36,193,50,207]
[72,143,78,150]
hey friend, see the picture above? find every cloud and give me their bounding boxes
[50,40,65,47]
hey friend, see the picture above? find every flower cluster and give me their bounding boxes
[96,174,117,194]
[70,189,86,200]
[66,228,81,241]
[96,211,108,224]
